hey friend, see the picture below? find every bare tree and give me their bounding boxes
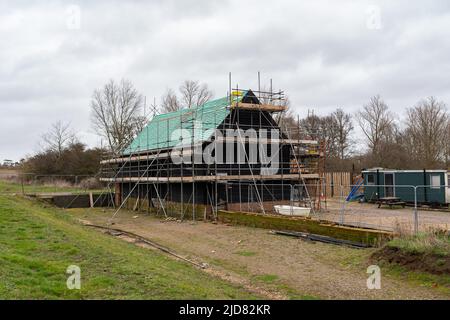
[91,79,144,155]
[41,121,77,157]
[321,115,340,158]
[332,108,354,159]
[160,88,180,113]
[180,80,213,108]
[356,95,396,156]
[299,112,339,158]
[299,112,323,139]
[445,119,450,167]
[404,97,449,168]
[271,95,293,124]
[159,80,213,113]
[133,114,149,138]
[364,126,410,169]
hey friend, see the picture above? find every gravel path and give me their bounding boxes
[320,199,450,232]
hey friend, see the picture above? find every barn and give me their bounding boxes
[100,89,322,219]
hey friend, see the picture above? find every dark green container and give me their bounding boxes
[362,169,449,205]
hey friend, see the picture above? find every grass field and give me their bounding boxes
[387,232,450,257]
[0,179,105,195]
[0,195,260,299]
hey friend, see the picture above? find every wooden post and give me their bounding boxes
[21,174,25,195]
[89,192,94,208]
[114,183,121,207]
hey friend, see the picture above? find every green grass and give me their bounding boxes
[376,232,450,294]
[254,274,279,283]
[250,274,321,300]
[387,232,450,257]
[0,180,97,194]
[0,195,260,299]
[377,262,450,295]
[233,251,257,257]
[279,287,320,300]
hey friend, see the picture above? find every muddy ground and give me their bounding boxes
[69,207,449,299]
[371,247,450,275]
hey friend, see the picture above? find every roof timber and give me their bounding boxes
[231,102,287,112]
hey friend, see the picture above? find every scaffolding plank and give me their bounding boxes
[100,173,320,183]
[231,102,287,112]
[100,138,318,164]
[100,150,194,165]
[217,137,318,145]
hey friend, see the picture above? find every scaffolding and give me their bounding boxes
[99,80,324,222]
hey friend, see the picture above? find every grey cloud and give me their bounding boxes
[1,0,450,161]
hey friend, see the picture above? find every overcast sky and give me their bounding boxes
[1,0,449,161]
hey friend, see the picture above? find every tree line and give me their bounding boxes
[22,78,450,176]
[290,95,449,171]
[22,121,104,176]
[22,79,215,176]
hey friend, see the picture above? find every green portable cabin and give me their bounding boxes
[362,168,450,205]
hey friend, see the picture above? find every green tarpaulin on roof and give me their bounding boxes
[122,93,246,155]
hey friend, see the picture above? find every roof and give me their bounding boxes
[122,91,251,155]
[362,169,447,173]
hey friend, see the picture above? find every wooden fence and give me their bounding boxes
[323,172,352,198]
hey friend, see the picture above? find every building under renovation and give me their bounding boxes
[100,89,323,220]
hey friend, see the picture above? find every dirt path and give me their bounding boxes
[71,208,449,300]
